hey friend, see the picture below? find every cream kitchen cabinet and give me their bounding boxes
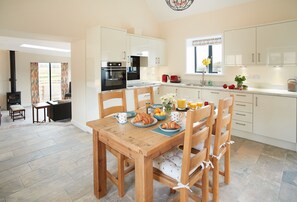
[177,87,202,101]
[224,27,256,66]
[101,27,127,62]
[159,85,178,97]
[253,94,296,143]
[128,35,149,57]
[231,92,253,133]
[224,20,297,66]
[202,89,229,106]
[148,38,166,67]
[257,20,297,66]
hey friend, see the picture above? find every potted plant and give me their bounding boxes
[235,75,246,89]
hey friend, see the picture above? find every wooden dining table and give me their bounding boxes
[86,114,186,201]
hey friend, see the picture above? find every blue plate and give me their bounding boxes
[126,111,136,118]
[151,104,163,109]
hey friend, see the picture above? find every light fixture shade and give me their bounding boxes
[165,0,194,11]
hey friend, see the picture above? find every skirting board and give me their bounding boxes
[71,120,92,133]
[232,129,297,152]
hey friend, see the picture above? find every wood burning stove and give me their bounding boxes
[7,92,21,110]
[6,50,22,110]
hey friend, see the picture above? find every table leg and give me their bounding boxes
[32,106,34,123]
[43,107,46,122]
[37,108,39,123]
[135,154,153,202]
[93,130,107,199]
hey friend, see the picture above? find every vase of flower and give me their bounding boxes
[160,93,176,115]
[164,103,173,115]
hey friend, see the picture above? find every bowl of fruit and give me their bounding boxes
[153,107,167,121]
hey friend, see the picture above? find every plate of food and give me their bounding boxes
[159,121,181,132]
[131,113,158,128]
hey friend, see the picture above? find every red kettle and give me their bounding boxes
[162,74,169,82]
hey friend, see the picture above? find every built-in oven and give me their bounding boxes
[101,61,126,91]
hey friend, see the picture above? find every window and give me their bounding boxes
[38,63,62,102]
[186,35,222,74]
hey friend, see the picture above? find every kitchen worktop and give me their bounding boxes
[125,81,297,97]
[160,82,297,98]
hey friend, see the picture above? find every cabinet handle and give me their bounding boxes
[236,94,246,97]
[235,104,246,107]
[235,122,246,126]
[235,113,246,116]
[258,53,261,63]
[255,96,258,107]
[211,92,219,94]
[252,53,254,63]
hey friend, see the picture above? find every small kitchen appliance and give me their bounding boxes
[170,75,181,83]
[162,74,169,82]
[288,78,297,92]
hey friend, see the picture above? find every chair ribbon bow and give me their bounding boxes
[212,152,223,160]
[173,182,193,192]
[219,140,235,149]
[214,140,235,160]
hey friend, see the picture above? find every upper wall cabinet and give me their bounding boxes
[148,38,166,67]
[101,27,127,62]
[224,20,297,66]
[128,35,149,57]
[224,27,256,66]
[128,35,167,67]
[257,20,297,66]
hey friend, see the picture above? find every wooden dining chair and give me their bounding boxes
[98,90,134,197]
[134,86,154,110]
[153,104,214,201]
[210,95,234,202]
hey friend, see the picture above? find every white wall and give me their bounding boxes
[158,0,297,89]
[71,39,89,131]
[0,50,70,108]
[0,0,160,40]
[0,50,9,108]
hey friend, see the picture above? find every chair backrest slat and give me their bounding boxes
[190,148,207,172]
[98,90,127,118]
[191,127,210,148]
[134,87,154,110]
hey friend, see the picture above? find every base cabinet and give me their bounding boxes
[253,94,296,143]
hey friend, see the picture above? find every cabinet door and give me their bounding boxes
[224,27,256,66]
[253,94,296,143]
[176,87,202,101]
[128,35,149,56]
[202,89,230,106]
[148,38,166,67]
[257,21,297,66]
[159,86,178,98]
[101,27,127,61]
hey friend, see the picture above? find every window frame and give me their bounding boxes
[187,35,223,75]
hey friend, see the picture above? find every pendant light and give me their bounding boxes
[165,0,194,11]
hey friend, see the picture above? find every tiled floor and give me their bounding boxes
[0,112,297,201]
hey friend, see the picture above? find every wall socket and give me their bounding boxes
[252,74,261,79]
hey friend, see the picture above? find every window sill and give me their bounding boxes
[185,73,224,76]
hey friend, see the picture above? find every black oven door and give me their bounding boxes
[101,67,126,91]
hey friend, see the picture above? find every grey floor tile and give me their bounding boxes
[279,181,297,202]
[1,119,297,201]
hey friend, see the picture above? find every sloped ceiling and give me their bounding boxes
[0,0,257,56]
[145,0,256,22]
